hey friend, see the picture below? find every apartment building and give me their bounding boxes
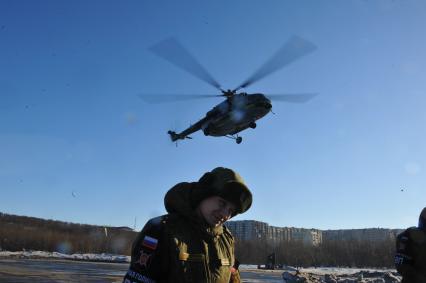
[225,220,322,246]
[225,221,400,246]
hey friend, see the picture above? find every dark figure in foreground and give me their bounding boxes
[395,207,426,282]
[122,167,252,283]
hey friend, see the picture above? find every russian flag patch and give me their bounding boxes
[142,235,158,250]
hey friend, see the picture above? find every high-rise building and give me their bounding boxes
[225,220,322,246]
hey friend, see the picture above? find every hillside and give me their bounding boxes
[0,212,137,255]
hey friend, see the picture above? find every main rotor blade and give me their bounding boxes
[149,38,222,91]
[266,93,318,103]
[234,36,317,91]
[138,94,221,104]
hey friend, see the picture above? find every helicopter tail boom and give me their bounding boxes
[167,118,207,142]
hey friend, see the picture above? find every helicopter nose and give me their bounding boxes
[263,97,272,109]
[256,101,272,109]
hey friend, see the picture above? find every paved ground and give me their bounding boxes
[0,258,126,283]
[0,258,283,282]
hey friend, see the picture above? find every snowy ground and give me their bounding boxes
[241,265,402,282]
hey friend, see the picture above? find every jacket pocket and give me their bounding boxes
[179,251,208,282]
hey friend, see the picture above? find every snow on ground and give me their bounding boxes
[0,250,130,263]
[300,266,397,275]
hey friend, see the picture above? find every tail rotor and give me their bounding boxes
[167,130,180,142]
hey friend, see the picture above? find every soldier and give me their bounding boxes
[122,167,252,283]
[395,207,426,282]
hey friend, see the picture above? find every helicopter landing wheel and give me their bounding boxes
[236,137,242,144]
[249,122,257,129]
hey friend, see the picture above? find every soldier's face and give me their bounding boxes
[197,196,236,227]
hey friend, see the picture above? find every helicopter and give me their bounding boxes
[139,36,317,144]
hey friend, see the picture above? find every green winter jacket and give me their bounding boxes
[122,182,238,283]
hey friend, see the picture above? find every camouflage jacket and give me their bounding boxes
[122,182,239,283]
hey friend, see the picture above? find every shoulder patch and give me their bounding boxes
[131,215,168,271]
[142,235,159,250]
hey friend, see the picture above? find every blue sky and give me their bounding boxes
[1,0,425,230]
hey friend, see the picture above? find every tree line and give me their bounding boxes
[235,237,396,268]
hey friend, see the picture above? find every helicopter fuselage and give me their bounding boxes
[168,93,272,143]
[202,93,272,136]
